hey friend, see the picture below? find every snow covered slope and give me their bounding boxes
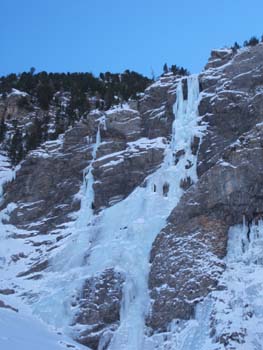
[0,308,87,350]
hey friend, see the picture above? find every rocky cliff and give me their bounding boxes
[1,44,263,350]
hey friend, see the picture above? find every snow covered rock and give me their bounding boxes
[0,122,96,234]
[205,48,234,69]
[0,89,31,121]
[74,269,125,349]
[140,75,177,139]
[198,43,263,175]
[105,107,142,141]
[92,137,166,211]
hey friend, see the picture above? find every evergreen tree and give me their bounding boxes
[163,63,169,74]
[170,65,189,76]
[104,72,111,82]
[170,64,178,75]
[54,112,64,138]
[69,88,89,115]
[104,85,115,109]
[0,73,17,93]
[243,40,248,47]
[244,36,259,47]
[0,69,152,113]
[30,67,36,75]
[231,42,241,53]
[8,128,24,165]
[36,73,54,110]
[25,118,42,152]
[42,114,50,141]
[0,117,6,143]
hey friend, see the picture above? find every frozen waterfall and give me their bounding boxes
[31,76,205,349]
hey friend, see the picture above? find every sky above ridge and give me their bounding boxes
[1,0,263,77]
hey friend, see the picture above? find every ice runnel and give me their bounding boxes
[80,125,101,223]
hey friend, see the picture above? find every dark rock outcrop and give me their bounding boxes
[105,108,142,142]
[0,90,32,121]
[204,48,234,70]
[0,300,18,312]
[139,75,177,139]
[74,269,125,350]
[93,138,165,210]
[198,43,263,176]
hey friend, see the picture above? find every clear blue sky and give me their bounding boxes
[1,0,263,77]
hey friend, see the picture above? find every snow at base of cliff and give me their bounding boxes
[0,308,87,350]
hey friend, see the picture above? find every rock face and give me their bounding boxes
[74,269,125,350]
[105,108,141,141]
[1,123,95,233]
[139,75,177,139]
[198,44,263,176]
[93,137,165,210]
[148,43,263,335]
[0,90,32,121]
